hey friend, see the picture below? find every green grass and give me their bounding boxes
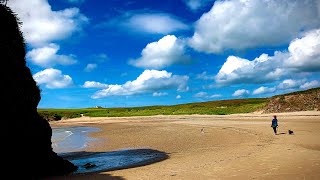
[38,87,320,120]
[38,98,268,120]
[38,108,89,120]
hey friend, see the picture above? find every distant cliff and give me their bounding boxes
[263,87,320,113]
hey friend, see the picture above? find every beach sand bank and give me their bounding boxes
[47,111,320,179]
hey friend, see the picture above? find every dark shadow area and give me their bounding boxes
[1,3,77,179]
[44,149,169,179]
[276,132,287,135]
[63,148,168,174]
[43,173,125,180]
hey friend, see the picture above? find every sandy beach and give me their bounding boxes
[48,111,320,179]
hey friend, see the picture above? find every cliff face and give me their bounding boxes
[0,4,77,178]
[263,88,320,113]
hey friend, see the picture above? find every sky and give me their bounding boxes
[6,0,320,108]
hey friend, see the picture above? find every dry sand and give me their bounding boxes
[48,111,320,180]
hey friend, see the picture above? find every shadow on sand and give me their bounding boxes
[45,148,168,179]
[277,132,287,135]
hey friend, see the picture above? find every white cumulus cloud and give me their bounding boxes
[196,71,215,80]
[153,92,168,97]
[215,28,320,86]
[101,12,188,35]
[91,70,189,98]
[176,95,182,99]
[33,68,73,89]
[129,35,191,69]
[277,79,307,90]
[8,0,88,47]
[215,54,287,85]
[193,92,222,98]
[125,13,188,34]
[189,0,320,53]
[286,28,320,72]
[183,0,213,11]
[300,80,320,89]
[252,86,276,95]
[84,63,97,72]
[232,89,250,97]
[279,79,320,90]
[26,43,77,68]
[252,79,319,96]
[82,81,109,88]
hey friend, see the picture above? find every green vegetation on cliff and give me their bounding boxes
[38,87,320,121]
[39,98,267,121]
[263,87,320,113]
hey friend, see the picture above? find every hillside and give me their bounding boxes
[263,87,320,113]
[39,87,320,121]
[39,98,268,121]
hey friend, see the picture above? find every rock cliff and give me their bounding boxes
[0,4,77,178]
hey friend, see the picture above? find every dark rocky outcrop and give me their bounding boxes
[0,4,77,178]
[263,87,320,113]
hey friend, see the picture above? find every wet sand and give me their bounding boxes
[48,111,320,179]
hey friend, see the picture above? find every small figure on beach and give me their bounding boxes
[271,115,278,135]
[201,127,205,134]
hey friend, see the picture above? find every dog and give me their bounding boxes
[288,130,294,135]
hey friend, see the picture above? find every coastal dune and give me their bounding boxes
[49,111,320,179]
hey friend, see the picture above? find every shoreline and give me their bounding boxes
[48,111,320,179]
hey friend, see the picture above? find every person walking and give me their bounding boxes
[271,115,278,135]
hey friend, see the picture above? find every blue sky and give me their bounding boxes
[7,0,320,108]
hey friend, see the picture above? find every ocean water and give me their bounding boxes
[52,126,100,153]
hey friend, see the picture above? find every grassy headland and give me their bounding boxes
[38,87,320,121]
[39,98,268,121]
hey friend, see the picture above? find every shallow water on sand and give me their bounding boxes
[52,126,100,153]
[52,126,168,174]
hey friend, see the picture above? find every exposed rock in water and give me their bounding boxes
[0,4,77,178]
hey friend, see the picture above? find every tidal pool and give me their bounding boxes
[52,126,100,153]
[66,149,168,174]
[52,126,168,174]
